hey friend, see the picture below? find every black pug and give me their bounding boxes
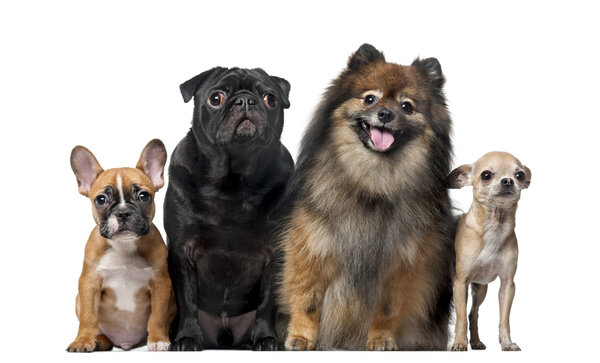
[164,67,294,351]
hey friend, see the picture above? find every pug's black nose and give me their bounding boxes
[378,108,394,124]
[234,96,257,109]
[501,178,514,186]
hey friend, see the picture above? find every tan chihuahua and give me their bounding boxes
[448,151,531,351]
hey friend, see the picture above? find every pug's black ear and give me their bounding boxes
[180,67,225,103]
[271,76,291,109]
[347,44,385,71]
[412,57,445,92]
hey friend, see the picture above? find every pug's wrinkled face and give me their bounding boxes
[181,67,291,149]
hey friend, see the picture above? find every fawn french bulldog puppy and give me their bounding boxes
[67,139,174,352]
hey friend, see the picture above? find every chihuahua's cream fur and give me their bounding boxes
[448,151,531,351]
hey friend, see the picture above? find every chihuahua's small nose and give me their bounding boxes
[501,178,514,187]
[377,108,394,124]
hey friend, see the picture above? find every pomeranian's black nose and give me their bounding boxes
[377,108,394,124]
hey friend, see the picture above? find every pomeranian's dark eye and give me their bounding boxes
[515,171,525,181]
[263,94,277,108]
[481,171,493,181]
[401,102,413,114]
[138,191,151,203]
[208,92,226,108]
[95,195,108,206]
[363,94,378,106]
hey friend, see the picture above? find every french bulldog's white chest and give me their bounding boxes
[96,238,154,312]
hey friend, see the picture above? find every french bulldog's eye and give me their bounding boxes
[95,195,108,206]
[208,92,226,108]
[138,192,151,203]
[263,94,277,108]
[363,94,378,106]
[480,171,493,181]
[401,101,413,114]
[515,171,525,181]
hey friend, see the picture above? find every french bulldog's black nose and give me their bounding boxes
[378,108,394,124]
[117,210,132,221]
[234,95,257,110]
[501,178,514,186]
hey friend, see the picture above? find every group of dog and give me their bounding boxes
[66,44,531,352]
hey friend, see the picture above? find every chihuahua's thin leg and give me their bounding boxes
[498,279,520,351]
[469,283,487,350]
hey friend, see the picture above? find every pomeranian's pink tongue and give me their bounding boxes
[370,126,394,151]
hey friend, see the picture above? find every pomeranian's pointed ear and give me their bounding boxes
[271,76,291,109]
[71,146,104,196]
[412,57,445,92]
[136,139,167,191]
[448,164,473,189]
[180,67,225,103]
[347,43,385,71]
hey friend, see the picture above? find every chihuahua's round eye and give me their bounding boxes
[480,171,493,181]
[515,171,525,181]
[208,92,226,108]
[363,94,378,106]
[138,192,151,203]
[263,94,277,108]
[401,101,413,114]
[95,195,108,206]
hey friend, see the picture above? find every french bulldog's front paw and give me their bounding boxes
[67,335,97,353]
[470,341,486,350]
[148,340,170,351]
[501,342,521,351]
[285,335,315,350]
[253,336,285,351]
[366,336,398,351]
[169,337,203,351]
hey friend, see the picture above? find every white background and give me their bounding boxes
[1,1,598,362]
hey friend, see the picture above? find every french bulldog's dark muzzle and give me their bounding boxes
[99,203,149,239]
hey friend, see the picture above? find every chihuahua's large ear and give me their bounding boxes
[71,146,104,196]
[448,164,473,189]
[412,57,446,95]
[347,43,385,71]
[179,67,225,103]
[136,139,167,191]
[522,164,532,189]
[271,76,291,109]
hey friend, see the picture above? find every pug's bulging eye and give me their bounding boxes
[515,171,525,181]
[363,94,378,106]
[263,94,277,108]
[401,102,413,114]
[95,195,108,206]
[208,92,226,108]
[481,171,493,181]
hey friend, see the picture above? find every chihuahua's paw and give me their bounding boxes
[501,342,521,351]
[366,336,398,351]
[67,336,97,353]
[470,341,486,350]
[169,337,203,351]
[148,341,170,351]
[253,336,285,351]
[285,335,315,350]
[451,341,468,351]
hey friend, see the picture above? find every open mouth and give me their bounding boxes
[360,121,402,152]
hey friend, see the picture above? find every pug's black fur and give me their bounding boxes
[164,67,293,351]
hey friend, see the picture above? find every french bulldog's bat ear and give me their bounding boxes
[271,76,291,109]
[71,146,104,196]
[412,57,446,92]
[522,164,532,189]
[180,67,225,103]
[136,139,167,191]
[347,43,385,71]
[448,164,473,189]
